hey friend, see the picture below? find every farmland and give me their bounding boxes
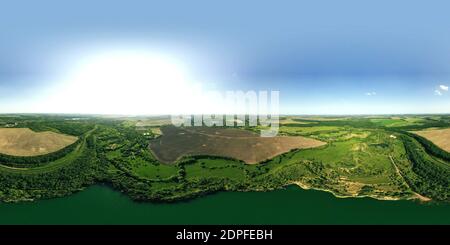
[0,128,77,156]
[0,114,449,203]
[149,125,325,164]
[413,128,450,152]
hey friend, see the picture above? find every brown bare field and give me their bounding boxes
[149,126,326,164]
[413,128,450,152]
[0,128,78,156]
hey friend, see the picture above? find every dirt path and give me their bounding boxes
[0,165,30,170]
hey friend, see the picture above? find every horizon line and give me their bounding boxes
[0,112,449,117]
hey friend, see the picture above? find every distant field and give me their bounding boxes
[370,117,426,127]
[135,118,171,127]
[292,116,349,121]
[0,128,77,156]
[279,117,316,125]
[149,126,326,164]
[413,128,450,152]
[280,125,340,135]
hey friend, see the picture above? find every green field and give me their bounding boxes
[0,114,449,203]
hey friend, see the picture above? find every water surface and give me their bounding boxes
[0,185,448,224]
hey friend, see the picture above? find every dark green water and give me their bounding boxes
[0,185,449,224]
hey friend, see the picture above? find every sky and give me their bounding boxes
[1,0,450,115]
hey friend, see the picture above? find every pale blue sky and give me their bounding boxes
[1,0,449,114]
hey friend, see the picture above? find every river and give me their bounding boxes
[0,185,448,224]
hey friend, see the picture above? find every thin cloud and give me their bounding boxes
[435,84,448,95]
[365,92,377,96]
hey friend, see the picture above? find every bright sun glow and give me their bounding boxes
[39,50,200,115]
